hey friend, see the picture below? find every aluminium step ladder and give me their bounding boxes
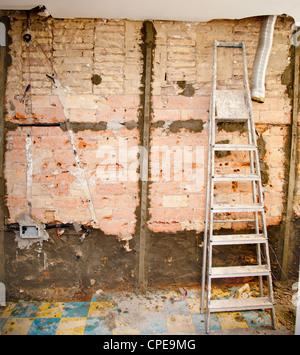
[200,41,276,334]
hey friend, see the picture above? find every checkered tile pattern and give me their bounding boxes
[0,288,272,335]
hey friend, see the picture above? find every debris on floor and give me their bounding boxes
[172,287,187,302]
[0,282,297,335]
[234,283,251,299]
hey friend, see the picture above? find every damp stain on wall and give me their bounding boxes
[151,119,204,133]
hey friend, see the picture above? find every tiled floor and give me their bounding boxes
[0,287,276,335]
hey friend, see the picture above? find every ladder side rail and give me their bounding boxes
[200,94,213,313]
[261,196,276,328]
[201,40,218,314]
[210,40,218,247]
[206,209,214,333]
[246,116,264,295]
[242,43,265,295]
[246,113,260,232]
[242,43,276,303]
[262,196,276,328]
[205,40,218,331]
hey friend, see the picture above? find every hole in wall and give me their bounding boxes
[91,74,102,85]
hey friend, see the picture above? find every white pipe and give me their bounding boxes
[251,15,277,103]
[0,22,5,46]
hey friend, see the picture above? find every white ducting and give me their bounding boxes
[0,22,6,46]
[251,15,277,103]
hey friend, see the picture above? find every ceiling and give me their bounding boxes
[0,0,300,24]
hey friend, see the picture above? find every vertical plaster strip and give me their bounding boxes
[25,131,33,214]
[138,22,155,289]
[296,263,300,334]
[282,39,300,277]
[0,21,6,282]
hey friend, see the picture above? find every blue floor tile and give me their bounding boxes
[84,317,112,335]
[91,293,113,302]
[28,318,60,335]
[140,314,168,334]
[0,318,7,331]
[242,310,272,328]
[62,302,90,318]
[163,299,190,315]
[192,313,222,331]
[9,302,41,318]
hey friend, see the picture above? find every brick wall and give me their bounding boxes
[2,13,298,291]
[149,17,293,234]
[5,15,143,247]
[4,14,295,237]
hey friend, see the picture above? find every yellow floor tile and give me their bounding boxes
[0,303,16,318]
[140,301,164,315]
[88,302,115,317]
[1,318,34,335]
[166,314,195,333]
[56,317,86,335]
[112,325,141,335]
[217,312,249,329]
[186,298,200,314]
[211,288,231,299]
[112,316,141,335]
[36,302,66,318]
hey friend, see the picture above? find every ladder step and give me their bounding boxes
[213,144,256,151]
[209,297,273,313]
[213,173,260,182]
[211,234,266,245]
[212,203,264,213]
[211,265,270,278]
[216,117,249,122]
[213,219,256,223]
[216,41,243,48]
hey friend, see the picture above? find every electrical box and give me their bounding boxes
[19,225,40,239]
